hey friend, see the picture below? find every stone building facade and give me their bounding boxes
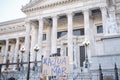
[0,0,120,80]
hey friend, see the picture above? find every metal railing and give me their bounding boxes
[0,58,120,80]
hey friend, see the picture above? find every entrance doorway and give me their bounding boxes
[8,77,16,80]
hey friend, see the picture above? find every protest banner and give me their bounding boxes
[42,56,70,76]
[0,55,3,63]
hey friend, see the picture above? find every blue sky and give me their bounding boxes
[0,0,29,22]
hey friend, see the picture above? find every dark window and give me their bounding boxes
[79,46,85,67]
[92,9,101,15]
[66,47,68,56]
[73,50,74,61]
[74,13,82,16]
[43,34,46,41]
[97,25,103,33]
[50,48,61,57]
[73,28,84,36]
[57,48,61,56]
[59,15,67,19]
[0,47,1,52]
[104,76,113,80]
[57,31,67,38]
[19,44,21,50]
[8,77,15,80]
[8,45,11,51]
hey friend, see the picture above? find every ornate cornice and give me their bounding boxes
[0,18,25,26]
[0,25,25,34]
[22,0,79,13]
[0,18,25,34]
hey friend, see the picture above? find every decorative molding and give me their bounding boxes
[22,0,79,13]
[92,53,120,57]
[0,18,25,26]
[0,25,25,34]
[101,34,120,40]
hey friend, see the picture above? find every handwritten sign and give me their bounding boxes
[42,56,70,76]
[0,55,3,63]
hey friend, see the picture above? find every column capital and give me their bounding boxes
[100,6,107,13]
[82,8,89,11]
[51,15,59,19]
[5,39,9,42]
[66,12,74,17]
[16,37,19,41]
[38,17,44,21]
[82,8,90,14]
[100,6,106,9]
[25,19,31,24]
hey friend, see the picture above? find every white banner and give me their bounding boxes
[42,56,70,76]
[0,55,3,63]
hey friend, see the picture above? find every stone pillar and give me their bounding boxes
[46,26,51,57]
[3,39,9,63]
[14,38,19,63]
[101,7,108,35]
[83,9,91,61]
[30,23,38,62]
[24,21,31,62]
[38,18,43,60]
[51,15,58,54]
[67,12,73,71]
[84,9,90,40]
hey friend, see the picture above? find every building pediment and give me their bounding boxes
[21,0,78,13]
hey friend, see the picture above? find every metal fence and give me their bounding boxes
[1,69,120,80]
[0,63,120,80]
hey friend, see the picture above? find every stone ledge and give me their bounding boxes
[101,34,120,40]
[92,53,120,57]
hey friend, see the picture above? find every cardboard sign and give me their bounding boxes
[42,56,70,76]
[0,55,3,63]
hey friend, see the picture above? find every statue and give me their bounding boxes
[106,15,118,35]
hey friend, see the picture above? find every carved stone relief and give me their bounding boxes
[106,13,118,34]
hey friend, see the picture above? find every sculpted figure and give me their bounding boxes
[106,17,118,34]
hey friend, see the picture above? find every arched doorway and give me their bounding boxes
[7,77,16,80]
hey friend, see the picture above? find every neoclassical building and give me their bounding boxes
[0,0,120,80]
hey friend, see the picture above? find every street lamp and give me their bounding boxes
[33,44,39,70]
[5,53,9,70]
[82,39,90,68]
[20,46,25,67]
[16,54,20,71]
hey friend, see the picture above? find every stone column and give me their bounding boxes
[67,12,73,71]
[46,26,51,57]
[31,23,38,62]
[51,15,58,54]
[101,7,108,35]
[3,39,9,63]
[24,21,31,62]
[84,9,90,40]
[38,18,43,60]
[14,38,19,62]
[83,9,92,70]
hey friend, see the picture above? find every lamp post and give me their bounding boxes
[5,53,9,70]
[27,52,30,80]
[20,47,25,68]
[16,54,20,71]
[82,39,90,68]
[82,39,92,80]
[0,54,3,79]
[33,45,39,70]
